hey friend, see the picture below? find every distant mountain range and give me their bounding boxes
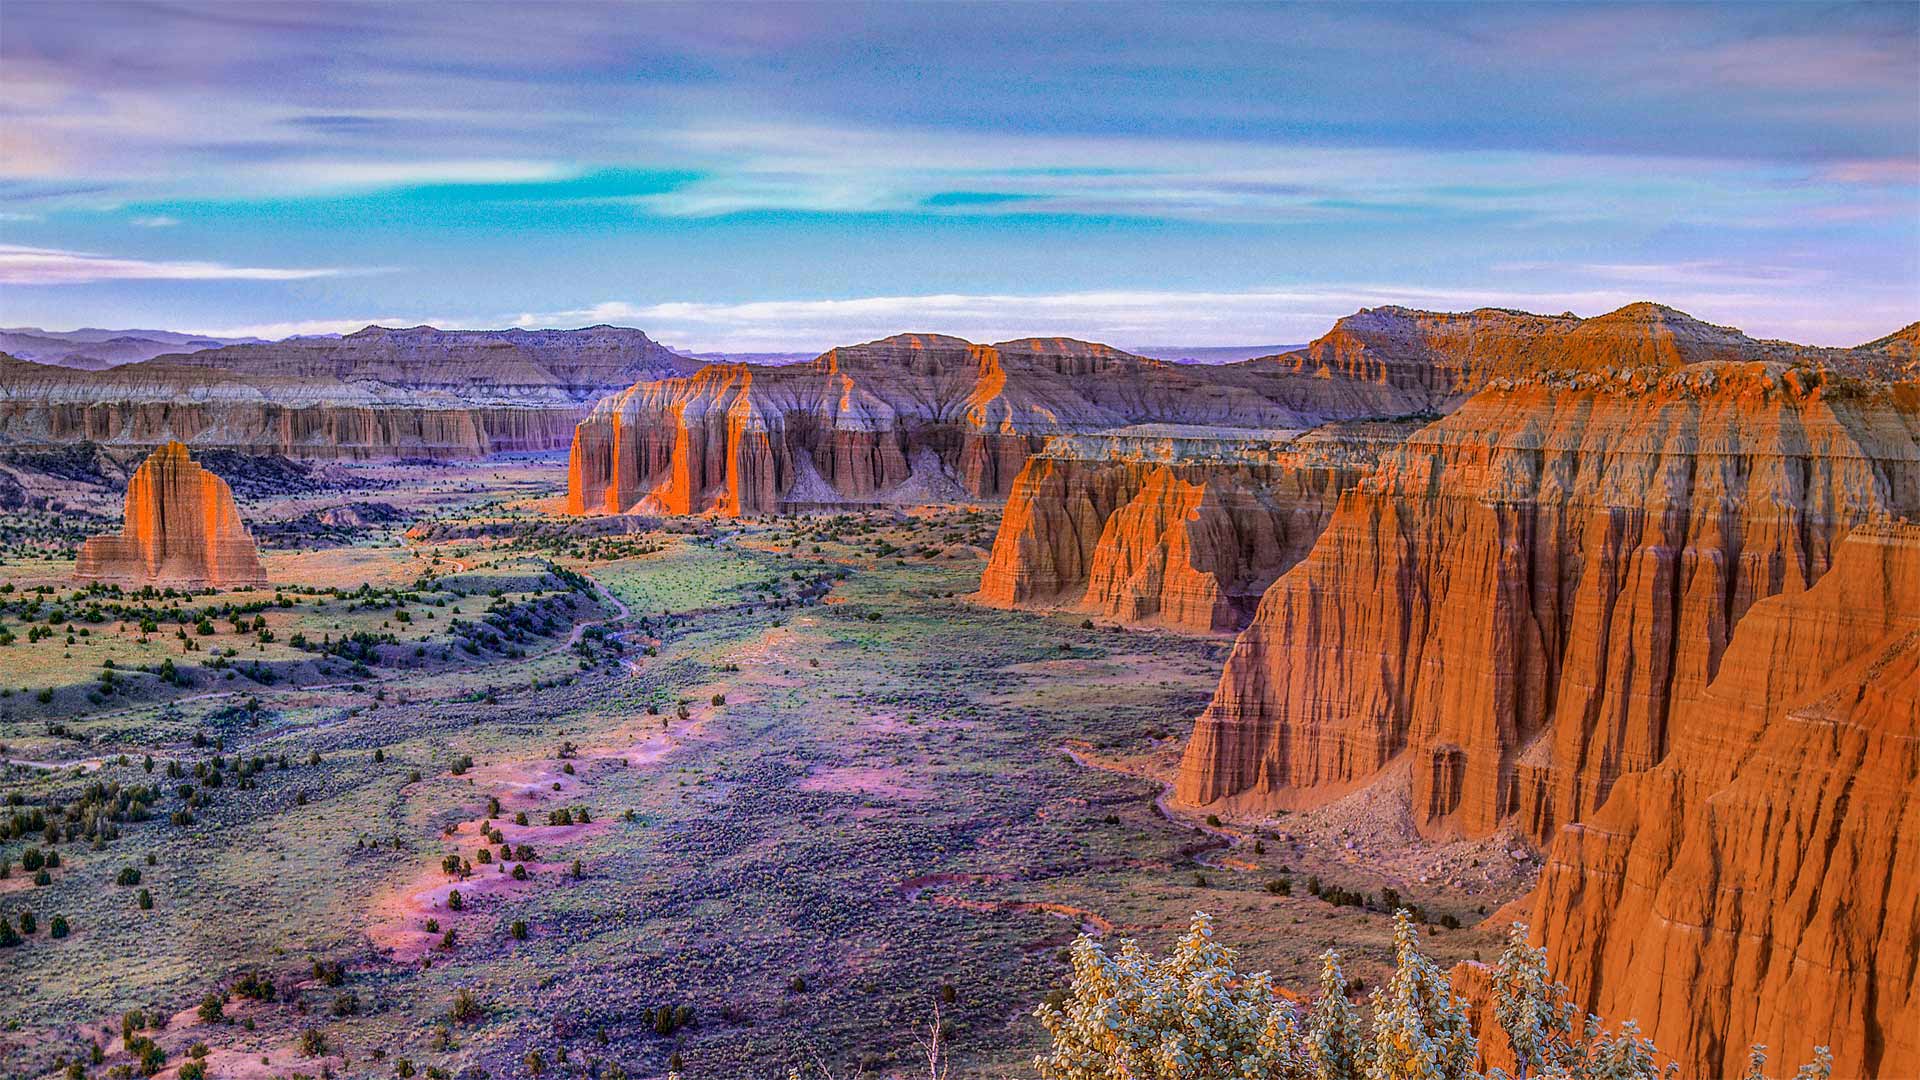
[0,327,265,369]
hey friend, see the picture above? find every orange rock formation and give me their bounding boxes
[75,442,269,588]
[565,335,1327,516]
[1525,521,1920,1079]
[1176,363,1920,842]
[977,423,1411,631]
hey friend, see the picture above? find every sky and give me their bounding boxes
[1,1,1915,352]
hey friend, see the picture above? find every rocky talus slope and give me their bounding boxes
[75,441,269,588]
[1176,363,1920,842]
[1524,521,1920,1079]
[976,423,1412,631]
[0,325,694,459]
[565,334,1327,516]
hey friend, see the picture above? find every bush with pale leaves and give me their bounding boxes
[1034,911,1832,1080]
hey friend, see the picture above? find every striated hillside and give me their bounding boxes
[1175,363,1920,840]
[154,324,695,400]
[0,325,695,459]
[564,334,1337,516]
[976,423,1412,631]
[1527,521,1920,1079]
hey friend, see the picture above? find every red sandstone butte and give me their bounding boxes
[1176,363,1920,842]
[75,441,269,589]
[976,423,1411,632]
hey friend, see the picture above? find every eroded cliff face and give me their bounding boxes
[75,441,268,589]
[1526,521,1920,1080]
[0,325,695,459]
[977,424,1410,631]
[565,335,1321,516]
[1176,363,1920,842]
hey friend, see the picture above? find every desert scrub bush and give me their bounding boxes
[296,1027,328,1057]
[1032,912,1834,1080]
[448,988,483,1024]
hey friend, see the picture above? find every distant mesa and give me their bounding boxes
[0,324,697,460]
[74,441,269,589]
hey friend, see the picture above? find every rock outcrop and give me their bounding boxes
[1526,521,1920,1079]
[0,325,695,459]
[566,334,1328,516]
[1176,363,1920,842]
[977,423,1412,631]
[75,441,269,588]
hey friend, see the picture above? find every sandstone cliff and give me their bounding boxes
[976,305,1920,634]
[976,423,1412,631]
[1176,363,1920,842]
[1526,521,1920,1079]
[75,441,269,589]
[0,325,695,459]
[565,334,1325,516]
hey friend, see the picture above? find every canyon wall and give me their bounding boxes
[75,441,269,589]
[565,334,1324,516]
[976,423,1412,631]
[0,325,695,459]
[1527,521,1920,1079]
[972,305,1920,633]
[1176,363,1920,843]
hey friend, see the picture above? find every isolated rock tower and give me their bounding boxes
[75,441,269,589]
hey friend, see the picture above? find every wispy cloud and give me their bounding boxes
[0,243,354,285]
[250,159,578,194]
[130,215,180,228]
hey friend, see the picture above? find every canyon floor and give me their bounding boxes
[0,455,1531,1080]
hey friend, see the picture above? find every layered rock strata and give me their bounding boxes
[1527,521,1920,1079]
[0,325,694,459]
[568,305,1920,518]
[1176,363,1920,843]
[75,441,269,588]
[565,335,1322,516]
[977,423,1413,631]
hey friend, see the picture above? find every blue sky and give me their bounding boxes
[1,1,1914,351]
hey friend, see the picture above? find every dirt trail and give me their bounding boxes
[1057,742,1245,869]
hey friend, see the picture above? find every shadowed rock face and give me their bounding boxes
[0,325,696,459]
[976,423,1413,632]
[1176,363,1920,841]
[1527,521,1920,1080]
[565,334,1335,516]
[75,441,268,588]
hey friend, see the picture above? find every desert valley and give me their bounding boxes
[4,4,1916,1078]
[0,302,1914,1080]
